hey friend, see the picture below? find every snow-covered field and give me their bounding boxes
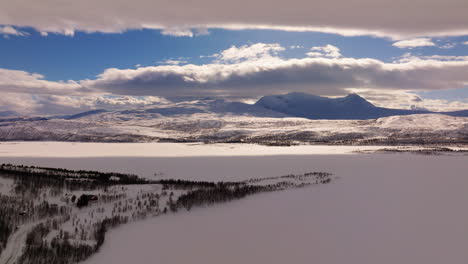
[1,142,467,264]
[0,141,385,158]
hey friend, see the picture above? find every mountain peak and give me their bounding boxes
[340,93,374,107]
[255,92,393,119]
[344,93,364,100]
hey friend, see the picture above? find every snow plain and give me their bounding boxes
[1,142,467,264]
[0,141,385,157]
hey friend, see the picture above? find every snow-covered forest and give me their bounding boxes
[0,163,333,264]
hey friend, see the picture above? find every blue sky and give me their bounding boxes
[1,28,467,82]
[0,0,467,115]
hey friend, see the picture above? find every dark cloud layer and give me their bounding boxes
[84,57,468,96]
[0,0,467,38]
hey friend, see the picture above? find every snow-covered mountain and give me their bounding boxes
[39,92,468,122]
[255,92,467,119]
[0,94,467,144]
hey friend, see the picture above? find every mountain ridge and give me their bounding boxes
[255,92,467,119]
[3,92,468,122]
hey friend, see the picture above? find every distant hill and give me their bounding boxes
[443,109,468,117]
[255,92,468,119]
[0,111,19,117]
[63,109,109,120]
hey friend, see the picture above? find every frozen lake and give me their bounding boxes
[1,142,467,264]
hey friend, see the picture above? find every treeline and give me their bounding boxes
[0,193,72,256]
[95,216,128,249]
[161,172,334,212]
[0,195,17,256]
[0,163,150,183]
[0,217,12,256]
[0,164,152,193]
[156,173,332,190]
[243,172,332,184]
[172,184,269,211]
[19,222,95,264]
[18,215,128,264]
[157,179,245,190]
[171,172,334,212]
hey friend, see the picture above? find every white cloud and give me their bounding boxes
[157,59,188,65]
[289,45,303,49]
[346,88,468,112]
[0,25,28,37]
[82,47,468,97]
[419,55,468,61]
[306,45,341,58]
[395,53,468,63]
[0,68,82,95]
[1,0,467,39]
[2,43,468,112]
[214,43,285,63]
[34,94,168,114]
[159,27,209,37]
[414,98,468,112]
[392,38,436,48]
[161,28,195,37]
[0,93,170,115]
[464,41,468,45]
[439,43,456,49]
[0,92,38,114]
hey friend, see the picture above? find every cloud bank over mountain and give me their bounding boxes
[2,43,468,96]
[0,43,467,115]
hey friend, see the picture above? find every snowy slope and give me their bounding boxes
[375,114,468,130]
[0,95,467,144]
[0,111,467,144]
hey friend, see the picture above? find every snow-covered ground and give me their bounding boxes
[0,141,385,158]
[0,142,467,264]
[1,110,467,145]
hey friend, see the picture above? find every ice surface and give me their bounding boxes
[83,153,468,264]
